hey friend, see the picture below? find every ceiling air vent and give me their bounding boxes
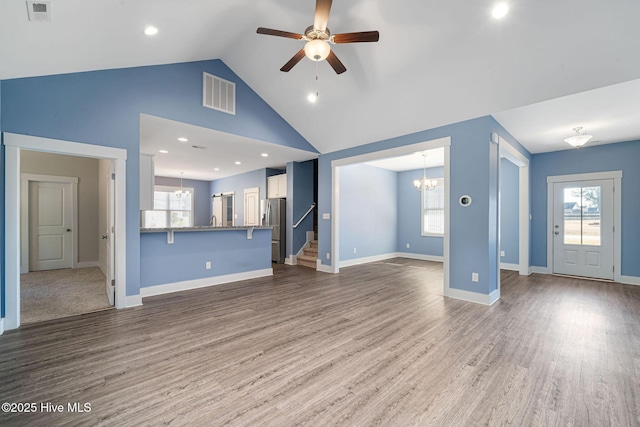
[203,72,236,115]
[26,1,51,22]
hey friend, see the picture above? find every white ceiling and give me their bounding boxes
[365,147,444,172]
[493,79,640,154]
[2,0,640,164]
[140,114,317,181]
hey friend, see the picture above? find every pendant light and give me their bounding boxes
[413,153,437,191]
[175,172,187,198]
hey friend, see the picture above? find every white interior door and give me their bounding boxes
[244,187,260,226]
[29,181,73,271]
[105,163,115,305]
[552,179,614,280]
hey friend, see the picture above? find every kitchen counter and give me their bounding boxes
[141,225,272,243]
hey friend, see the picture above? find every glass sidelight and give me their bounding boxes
[562,186,601,246]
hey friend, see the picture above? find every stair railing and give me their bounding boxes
[293,203,316,229]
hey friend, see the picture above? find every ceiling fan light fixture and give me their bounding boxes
[564,127,593,148]
[304,39,330,61]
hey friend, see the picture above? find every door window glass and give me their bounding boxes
[563,186,601,246]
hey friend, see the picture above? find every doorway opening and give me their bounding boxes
[330,137,451,296]
[3,133,127,330]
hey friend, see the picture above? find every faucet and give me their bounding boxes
[210,215,217,226]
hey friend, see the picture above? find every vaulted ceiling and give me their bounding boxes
[2,0,639,156]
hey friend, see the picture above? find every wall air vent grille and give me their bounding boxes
[26,1,51,22]
[203,72,236,115]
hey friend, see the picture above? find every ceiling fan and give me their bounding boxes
[256,0,380,74]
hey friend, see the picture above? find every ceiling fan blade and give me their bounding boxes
[257,27,304,40]
[314,0,333,32]
[333,31,380,44]
[326,50,346,74]
[280,49,306,72]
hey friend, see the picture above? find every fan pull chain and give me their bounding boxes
[315,60,320,99]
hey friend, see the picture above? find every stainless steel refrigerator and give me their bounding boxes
[262,198,286,263]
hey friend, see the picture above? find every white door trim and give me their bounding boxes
[330,137,451,297]
[3,132,128,331]
[21,174,79,274]
[546,171,622,282]
[497,135,530,277]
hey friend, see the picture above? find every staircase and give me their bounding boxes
[297,239,318,269]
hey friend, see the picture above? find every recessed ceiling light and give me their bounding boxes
[214,168,220,171]
[177,137,188,142]
[143,26,158,36]
[234,161,242,165]
[261,153,269,157]
[492,2,508,19]
[307,93,318,103]
[159,150,168,154]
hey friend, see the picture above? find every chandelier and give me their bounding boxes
[413,153,437,191]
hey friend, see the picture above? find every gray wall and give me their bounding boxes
[21,151,100,264]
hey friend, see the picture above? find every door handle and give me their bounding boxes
[554,231,559,235]
[66,229,72,232]
[101,235,108,239]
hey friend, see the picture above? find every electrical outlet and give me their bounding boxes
[353,248,357,254]
[326,253,330,260]
[322,213,330,220]
[406,243,410,249]
[500,251,505,257]
[472,272,479,282]
[205,261,211,270]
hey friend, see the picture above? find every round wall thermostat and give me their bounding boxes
[459,195,472,207]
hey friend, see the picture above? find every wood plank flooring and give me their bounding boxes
[1,259,639,426]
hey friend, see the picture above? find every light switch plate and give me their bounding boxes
[322,213,330,220]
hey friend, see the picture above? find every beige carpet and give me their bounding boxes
[21,267,113,324]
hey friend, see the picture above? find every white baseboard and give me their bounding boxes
[398,252,444,262]
[530,266,551,275]
[316,260,334,273]
[125,295,142,308]
[444,286,499,306]
[339,253,399,268]
[500,263,519,271]
[76,261,99,269]
[285,256,296,266]
[141,268,274,298]
[0,318,4,336]
[620,275,640,286]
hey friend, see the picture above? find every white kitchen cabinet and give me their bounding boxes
[267,173,287,198]
[140,153,155,211]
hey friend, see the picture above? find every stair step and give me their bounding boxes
[297,254,317,269]
[304,247,318,256]
[310,240,318,248]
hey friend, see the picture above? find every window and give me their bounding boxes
[142,185,194,228]
[422,179,444,236]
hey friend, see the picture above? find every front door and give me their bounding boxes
[29,181,73,271]
[552,179,614,280]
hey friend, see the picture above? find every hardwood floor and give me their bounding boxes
[1,259,639,426]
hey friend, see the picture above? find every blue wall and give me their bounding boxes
[140,229,271,288]
[530,140,640,277]
[155,176,212,226]
[339,163,398,262]
[397,167,444,257]
[210,168,268,226]
[500,158,519,265]
[290,160,315,256]
[319,116,523,296]
[1,59,315,305]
